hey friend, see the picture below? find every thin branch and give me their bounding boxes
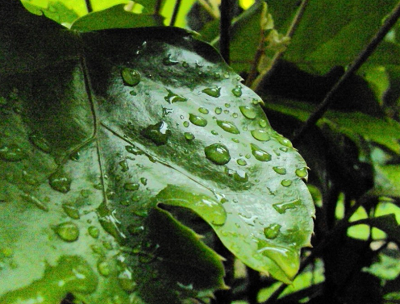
[220,0,232,64]
[84,0,93,13]
[169,0,181,26]
[263,195,371,304]
[292,1,400,144]
[251,0,310,90]
[245,3,268,87]
[154,0,163,15]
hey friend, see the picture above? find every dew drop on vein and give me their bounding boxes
[216,120,240,134]
[53,222,80,242]
[0,144,26,162]
[121,68,141,87]
[202,87,221,98]
[204,143,231,165]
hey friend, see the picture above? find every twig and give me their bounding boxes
[84,0,93,13]
[263,195,370,304]
[292,1,400,144]
[251,0,310,90]
[154,0,162,15]
[245,3,268,87]
[220,0,232,64]
[169,0,181,26]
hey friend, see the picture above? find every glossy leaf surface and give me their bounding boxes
[0,2,314,303]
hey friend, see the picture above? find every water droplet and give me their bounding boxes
[88,226,100,238]
[119,160,129,172]
[164,89,187,103]
[0,144,26,162]
[202,87,221,98]
[204,143,231,165]
[22,170,38,185]
[129,90,137,96]
[237,158,247,166]
[232,85,242,97]
[97,260,111,277]
[239,106,257,120]
[234,170,248,183]
[264,223,282,239]
[225,103,231,108]
[127,225,144,235]
[62,204,80,219]
[273,199,301,214]
[273,166,286,175]
[125,145,143,155]
[124,183,139,191]
[49,171,71,193]
[281,179,292,187]
[250,143,271,162]
[121,68,141,86]
[29,134,51,153]
[215,107,222,114]
[184,132,195,141]
[163,54,179,66]
[277,137,292,148]
[258,119,268,128]
[21,193,48,212]
[97,203,126,243]
[141,121,171,146]
[189,114,207,127]
[295,167,308,179]
[251,129,270,141]
[140,177,147,185]
[216,120,240,134]
[118,268,137,292]
[198,107,209,114]
[211,130,219,135]
[183,121,189,127]
[54,222,79,242]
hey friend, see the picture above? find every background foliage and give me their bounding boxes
[2,0,400,303]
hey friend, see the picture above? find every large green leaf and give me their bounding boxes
[0,2,314,303]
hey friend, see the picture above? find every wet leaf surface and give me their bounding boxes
[0,2,314,303]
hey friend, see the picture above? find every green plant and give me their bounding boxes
[1,1,400,304]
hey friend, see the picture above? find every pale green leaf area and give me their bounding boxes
[0,2,314,303]
[257,259,324,302]
[71,4,163,31]
[265,98,400,154]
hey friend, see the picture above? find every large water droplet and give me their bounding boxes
[281,179,292,187]
[273,166,287,175]
[198,107,209,114]
[216,120,240,134]
[29,134,51,153]
[0,144,26,162]
[273,199,301,214]
[54,222,80,242]
[88,226,100,238]
[189,114,207,127]
[184,132,195,141]
[118,268,137,292]
[232,85,242,97]
[295,167,308,179]
[264,223,282,239]
[250,143,271,162]
[121,68,141,87]
[123,183,140,191]
[62,204,80,219]
[141,121,171,146]
[97,260,111,277]
[239,106,257,120]
[163,54,179,66]
[204,143,231,165]
[164,89,187,103]
[49,171,71,193]
[202,87,221,98]
[251,129,270,141]
[21,193,48,212]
